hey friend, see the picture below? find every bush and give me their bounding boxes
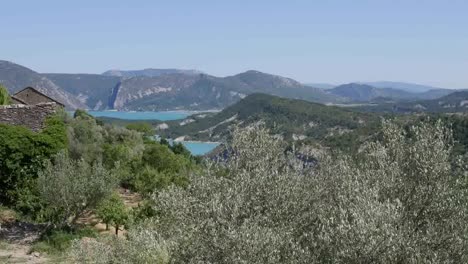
[0,114,67,217]
[0,84,11,105]
[31,227,98,255]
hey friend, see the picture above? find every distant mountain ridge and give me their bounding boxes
[327,82,455,102]
[355,90,468,113]
[362,81,448,93]
[103,68,203,78]
[0,60,85,109]
[0,59,461,111]
[328,83,414,102]
[112,70,342,110]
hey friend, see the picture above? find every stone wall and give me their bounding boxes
[0,103,58,132]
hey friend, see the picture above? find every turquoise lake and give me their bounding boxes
[87,111,191,121]
[178,141,220,156]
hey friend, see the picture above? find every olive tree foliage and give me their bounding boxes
[0,84,11,105]
[67,114,105,162]
[38,151,117,226]
[71,122,468,263]
[96,192,129,235]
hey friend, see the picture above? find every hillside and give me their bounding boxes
[328,83,415,102]
[113,71,343,110]
[328,82,455,102]
[161,93,378,146]
[0,60,85,109]
[356,91,468,113]
[44,73,121,110]
[363,81,448,93]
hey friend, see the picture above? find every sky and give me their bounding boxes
[1,0,467,88]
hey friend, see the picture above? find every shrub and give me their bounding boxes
[0,114,67,217]
[0,84,11,105]
[38,151,117,227]
[31,227,98,255]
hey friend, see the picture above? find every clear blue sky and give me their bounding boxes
[1,0,467,88]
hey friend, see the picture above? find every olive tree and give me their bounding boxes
[96,192,129,235]
[38,151,117,227]
[70,122,468,263]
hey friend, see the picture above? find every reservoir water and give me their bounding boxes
[87,111,192,121]
[177,141,220,156]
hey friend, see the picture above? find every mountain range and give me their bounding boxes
[0,60,460,111]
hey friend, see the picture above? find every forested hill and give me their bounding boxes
[163,93,379,144]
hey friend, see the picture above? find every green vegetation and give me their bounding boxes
[126,122,154,137]
[163,93,381,154]
[0,84,11,105]
[96,192,129,235]
[0,113,67,217]
[38,151,117,227]
[356,90,468,113]
[31,227,98,255]
[1,91,468,262]
[0,108,198,259]
[71,123,468,263]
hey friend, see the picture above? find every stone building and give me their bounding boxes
[0,87,64,132]
[11,87,65,107]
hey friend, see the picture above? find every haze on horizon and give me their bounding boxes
[1,0,467,89]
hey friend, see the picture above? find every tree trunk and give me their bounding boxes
[115,224,119,235]
[106,223,109,230]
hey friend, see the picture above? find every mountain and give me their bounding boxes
[328,83,416,102]
[362,81,448,93]
[161,93,376,143]
[0,60,85,109]
[304,83,336,89]
[112,70,343,110]
[103,68,202,78]
[43,74,121,110]
[356,90,468,113]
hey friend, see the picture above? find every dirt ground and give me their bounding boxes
[0,242,49,263]
[0,188,142,263]
[0,222,51,263]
